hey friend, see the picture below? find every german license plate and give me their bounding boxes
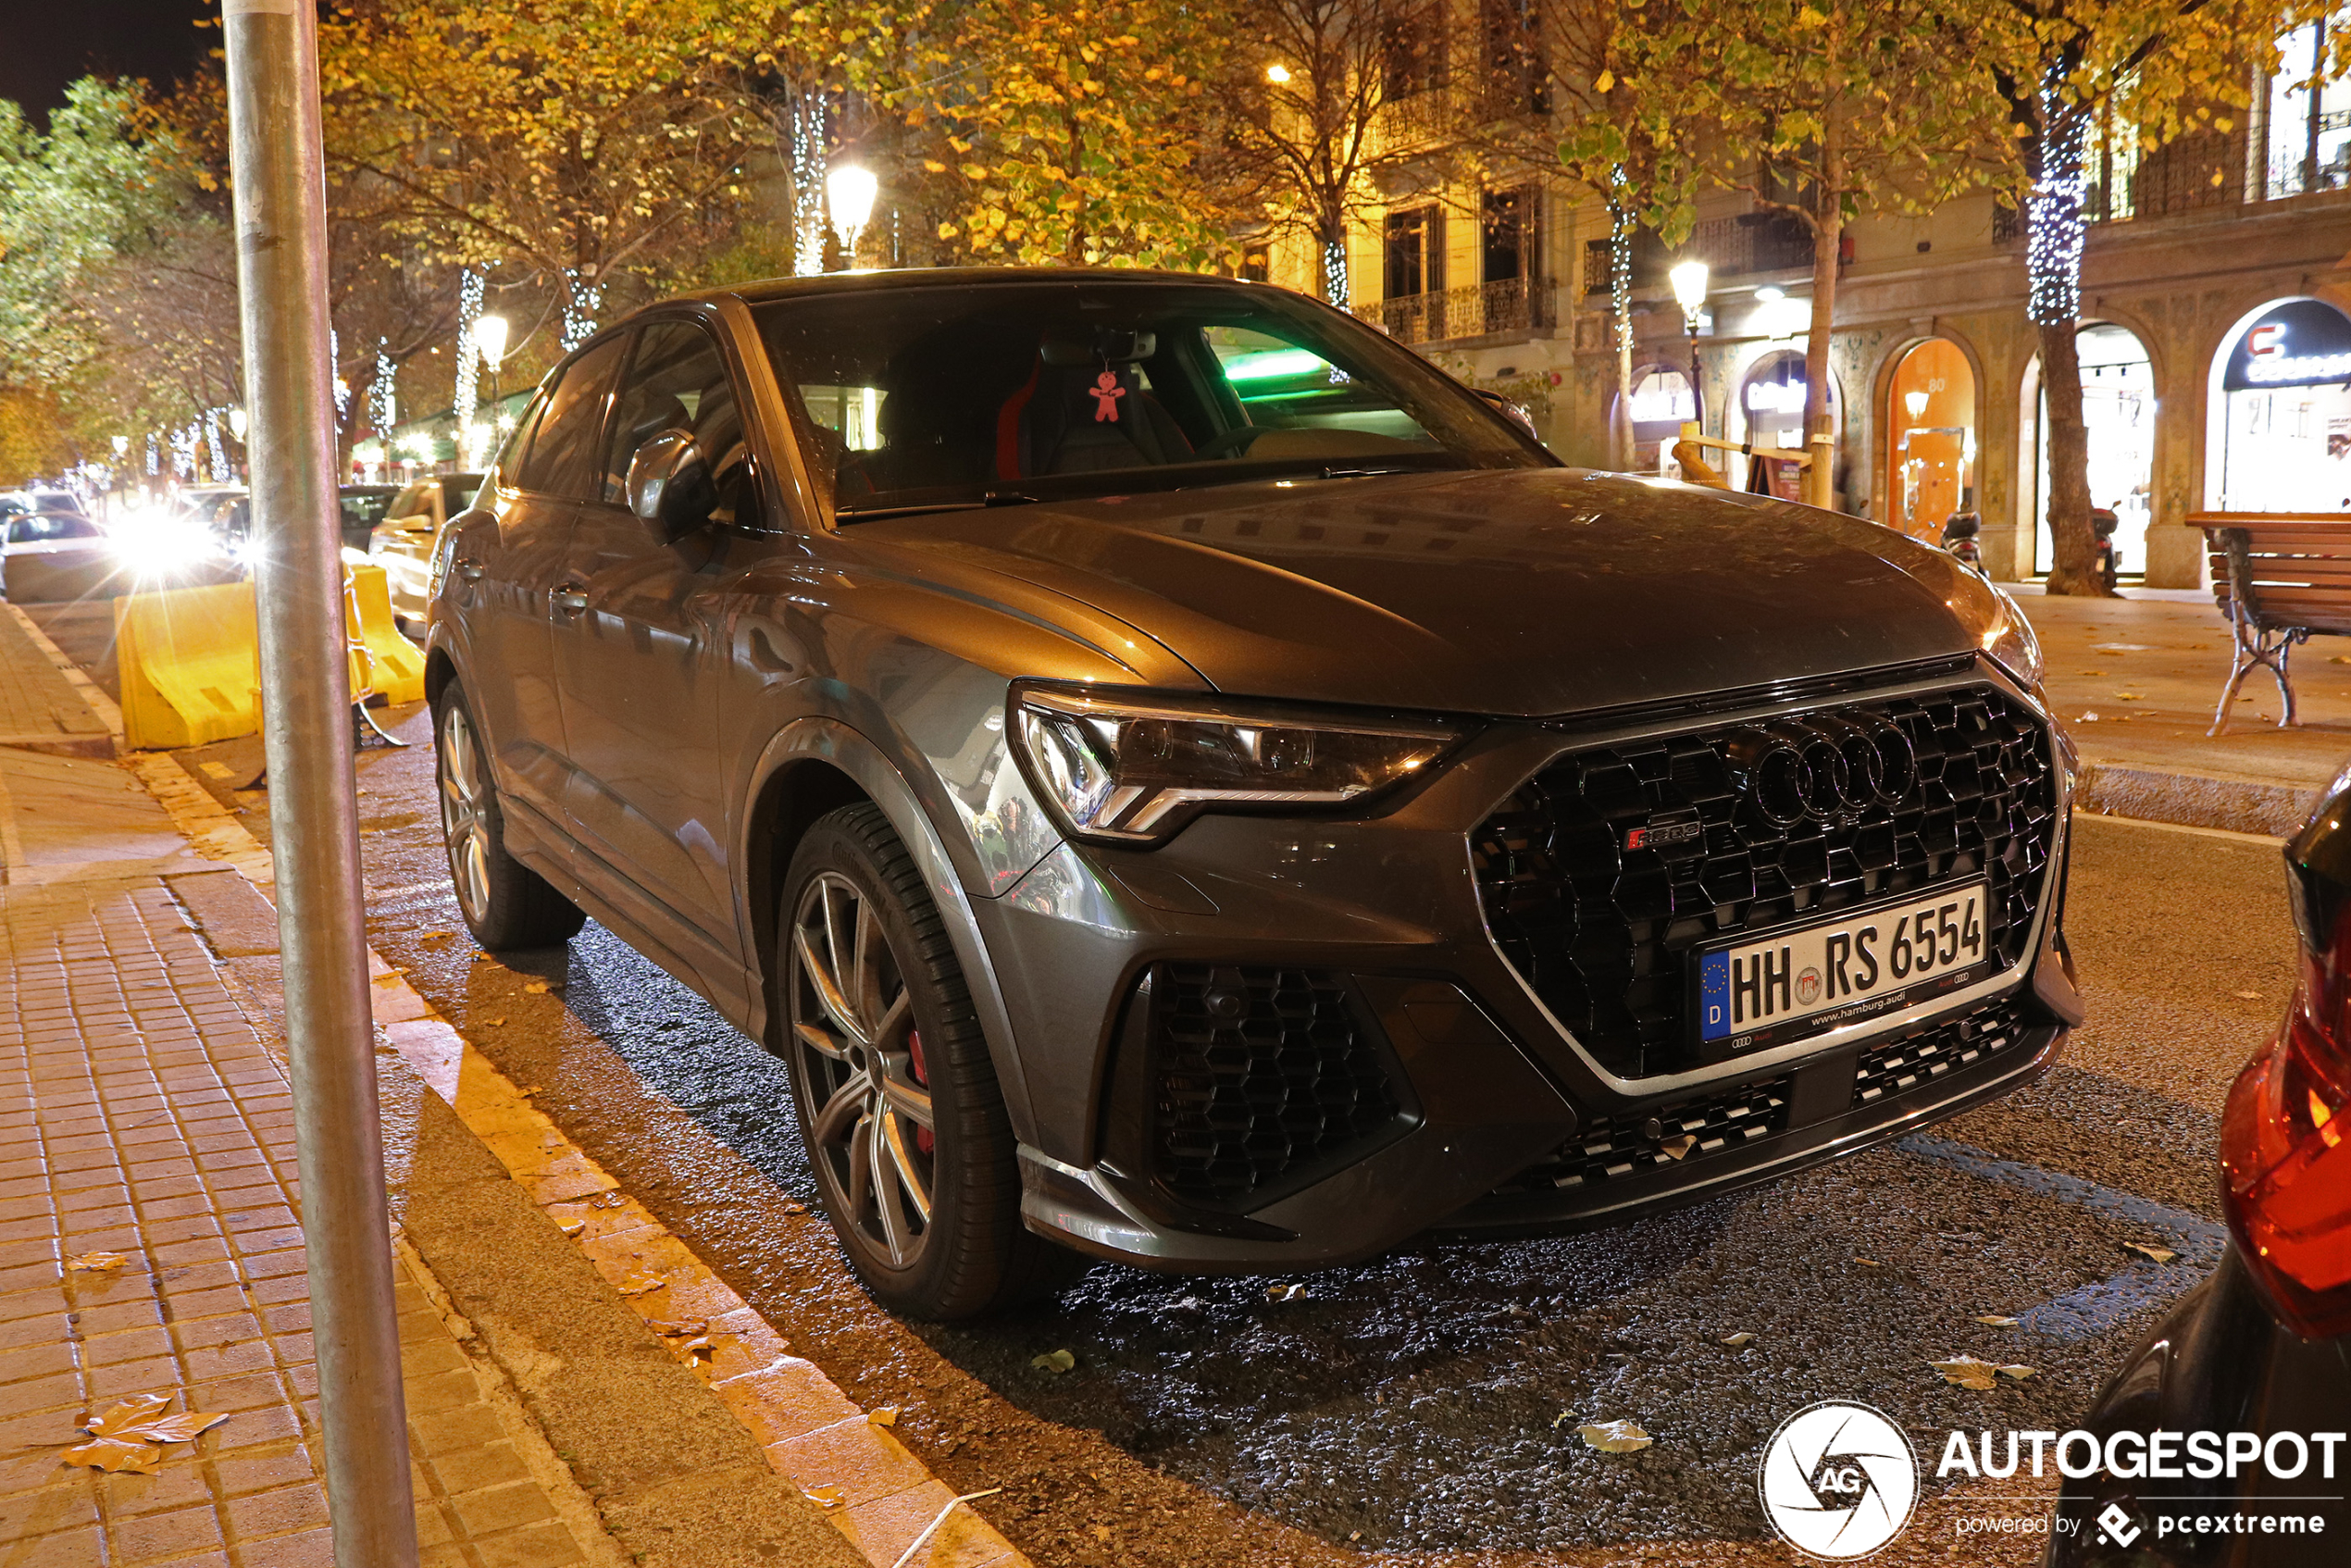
[1695,880,1992,1055]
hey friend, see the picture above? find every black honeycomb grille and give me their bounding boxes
[1472,681,2055,1077]
[1854,996,2035,1102]
[1497,1075,1792,1193]
[1148,964,1403,1207]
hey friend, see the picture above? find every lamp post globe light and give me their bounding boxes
[1669,258,1710,436]
[827,164,878,265]
[475,313,511,425]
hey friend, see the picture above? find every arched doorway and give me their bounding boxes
[1885,340,1977,538]
[1735,349,1839,497]
[2030,322,2157,576]
[2207,297,2351,512]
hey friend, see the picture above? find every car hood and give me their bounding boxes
[861,467,2010,717]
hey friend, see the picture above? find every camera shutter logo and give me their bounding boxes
[1758,1401,1920,1560]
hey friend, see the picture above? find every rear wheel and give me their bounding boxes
[434,685,586,951]
[781,803,1082,1320]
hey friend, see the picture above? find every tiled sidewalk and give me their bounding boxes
[0,876,605,1567]
[0,607,113,760]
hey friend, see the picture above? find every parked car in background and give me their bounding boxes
[2047,776,2351,1566]
[0,508,113,602]
[338,485,402,552]
[370,472,483,623]
[425,268,2077,1321]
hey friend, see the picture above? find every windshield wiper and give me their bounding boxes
[833,501,991,522]
[1319,464,1435,480]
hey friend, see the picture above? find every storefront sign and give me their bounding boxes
[2223,298,2351,390]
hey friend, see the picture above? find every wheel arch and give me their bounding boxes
[740,718,1039,1145]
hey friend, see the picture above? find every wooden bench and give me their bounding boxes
[2193,511,2351,734]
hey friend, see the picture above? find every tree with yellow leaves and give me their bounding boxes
[927,0,1240,268]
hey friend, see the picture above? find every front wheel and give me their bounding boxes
[434,685,586,951]
[780,803,1082,1320]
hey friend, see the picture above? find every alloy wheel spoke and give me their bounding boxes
[791,1019,851,1061]
[879,1109,932,1224]
[866,1109,910,1264]
[793,927,868,1048]
[813,1069,873,1147]
[875,1064,932,1130]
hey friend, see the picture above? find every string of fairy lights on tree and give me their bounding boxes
[791,93,828,277]
[204,408,229,481]
[1608,171,1635,356]
[454,268,484,450]
[1323,240,1349,307]
[561,268,601,348]
[2026,86,2087,328]
[370,339,397,438]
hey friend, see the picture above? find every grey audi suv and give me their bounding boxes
[424,268,2081,1319]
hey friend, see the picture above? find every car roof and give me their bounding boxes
[673,266,1282,312]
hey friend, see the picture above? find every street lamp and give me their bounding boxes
[1265,63,1292,83]
[1669,258,1710,435]
[475,313,511,420]
[827,163,878,265]
[229,406,249,441]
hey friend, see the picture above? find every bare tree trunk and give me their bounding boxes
[2041,317,2102,593]
[1803,200,1840,509]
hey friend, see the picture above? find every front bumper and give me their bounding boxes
[981,656,2078,1271]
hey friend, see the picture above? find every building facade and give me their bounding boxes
[1255,44,2351,589]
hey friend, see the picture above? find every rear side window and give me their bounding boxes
[514,336,627,500]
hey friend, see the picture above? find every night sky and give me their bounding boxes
[3,0,216,123]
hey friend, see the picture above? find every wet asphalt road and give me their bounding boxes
[31,598,2297,1566]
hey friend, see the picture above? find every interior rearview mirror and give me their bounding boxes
[625,428,714,541]
[1474,387,1541,442]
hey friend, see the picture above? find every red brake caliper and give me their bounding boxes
[908,1028,935,1155]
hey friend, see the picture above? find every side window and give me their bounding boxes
[514,335,628,501]
[602,321,742,507]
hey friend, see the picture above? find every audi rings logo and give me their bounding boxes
[1758,1401,1921,1560]
[1725,716,1917,828]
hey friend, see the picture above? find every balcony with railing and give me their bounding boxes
[1361,275,1552,343]
[1580,209,1814,296]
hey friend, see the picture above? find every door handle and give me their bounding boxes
[553,583,590,615]
[455,556,485,581]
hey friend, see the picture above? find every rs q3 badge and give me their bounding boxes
[1625,813,1704,852]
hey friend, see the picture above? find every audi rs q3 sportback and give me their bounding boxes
[423,268,2082,1320]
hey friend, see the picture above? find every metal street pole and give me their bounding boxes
[220,4,418,1565]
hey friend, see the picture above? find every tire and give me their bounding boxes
[779,803,1084,1320]
[433,683,587,951]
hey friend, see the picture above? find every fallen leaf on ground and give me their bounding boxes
[472,953,492,964]
[1996,1364,2036,1382]
[614,1269,665,1297]
[121,1409,230,1444]
[1973,1315,2021,1327]
[81,1396,172,1437]
[1576,1419,1653,1453]
[2233,991,2262,1001]
[780,1201,806,1215]
[516,1085,542,1097]
[485,1017,505,1027]
[1092,1525,1113,1542]
[648,1318,707,1337]
[2122,1242,2178,1263]
[678,1337,714,1360]
[418,931,454,947]
[802,1486,845,1510]
[65,1252,126,1272]
[1659,1135,1697,1161]
[868,1406,899,1427]
[1931,1355,2003,1390]
[2332,655,2351,665]
[588,1191,627,1209]
[1030,1349,1076,1374]
[1266,1283,1307,1302]
[1720,1332,1754,1347]
[2079,712,2100,723]
[2079,669,2107,676]
[61,1437,159,1474]
[2114,692,2145,701]
[524,981,550,994]
[372,969,407,985]
[1854,1258,1881,1267]
[556,1218,584,1237]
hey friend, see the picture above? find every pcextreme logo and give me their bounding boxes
[1757,1401,1921,1561]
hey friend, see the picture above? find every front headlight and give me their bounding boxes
[1009,681,1460,846]
[1982,586,2045,691]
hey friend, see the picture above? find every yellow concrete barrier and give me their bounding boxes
[343,562,424,705]
[115,581,262,751]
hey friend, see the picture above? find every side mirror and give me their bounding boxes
[625,428,714,540]
[1474,387,1541,442]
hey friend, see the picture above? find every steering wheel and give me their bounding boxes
[1192,425,1267,461]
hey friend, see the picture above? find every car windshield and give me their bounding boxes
[751,279,1549,517]
[7,514,98,544]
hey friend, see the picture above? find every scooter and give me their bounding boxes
[1941,511,1983,573]
[2092,508,2120,591]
